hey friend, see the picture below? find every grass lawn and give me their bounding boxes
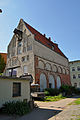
[44,94,66,102]
[74,98,80,105]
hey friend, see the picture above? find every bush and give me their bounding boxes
[2,101,30,115]
[44,88,60,96]
[44,94,65,102]
[60,85,80,96]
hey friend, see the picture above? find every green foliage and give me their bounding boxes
[60,85,80,96]
[44,85,80,98]
[74,98,80,105]
[44,88,60,96]
[2,101,30,115]
[0,54,6,73]
[44,94,65,102]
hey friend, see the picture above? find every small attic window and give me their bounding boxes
[52,45,54,50]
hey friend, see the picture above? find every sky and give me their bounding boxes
[0,0,80,61]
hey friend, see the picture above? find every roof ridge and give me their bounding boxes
[23,20,67,59]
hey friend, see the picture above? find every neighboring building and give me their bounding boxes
[0,53,7,63]
[0,75,32,108]
[5,19,71,91]
[69,60,80,88]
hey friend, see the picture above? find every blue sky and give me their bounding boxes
[0,0,80,61]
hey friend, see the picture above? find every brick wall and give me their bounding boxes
[34,55,71,89]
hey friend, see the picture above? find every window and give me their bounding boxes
[23,47,26,53]
[17,48,21,54]
[73,74,76,79]
[23,65,28,74]
[22,56,26,62]
[13,83,21,97]
[18,41,22,47]
[27,45,32,51]
[52,46,54,50]
[78,74,80,78]
[49,83,52,88]
[72,67,75,71]
[74,83,77,88]
[27,55,29,60]
[77,66,80,71]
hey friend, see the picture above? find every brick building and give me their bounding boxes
[0,53,7,63]
[5,19,71,91]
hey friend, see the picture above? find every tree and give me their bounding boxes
[0,54,6,73]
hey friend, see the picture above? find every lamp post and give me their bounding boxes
[0,9,2,13]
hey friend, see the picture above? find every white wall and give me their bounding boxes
[0,78,30,108]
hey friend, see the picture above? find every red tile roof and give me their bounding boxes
[24,21,67,59]
[0,53,7,63]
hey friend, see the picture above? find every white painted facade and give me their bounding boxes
[69,61,80,88]
[0,77,30,108]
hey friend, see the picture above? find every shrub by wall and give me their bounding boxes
[2,101,30,115]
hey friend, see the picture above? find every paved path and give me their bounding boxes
[49,104,80,120]
[0,97,79,120]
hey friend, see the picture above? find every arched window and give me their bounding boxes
[45,63,51,71]
[38,60,45,69]
[58,66,62,73]
[66,69,69,75]
[63,68,66,74]
[52,65,57,72]
[56,76,61,89]
[40,73,47,91]
[48,75,55,88]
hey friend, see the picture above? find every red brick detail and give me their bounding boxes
[59,74,71,86]
[34,56,71,88]
[35,68,71,88]
[34,55,38,68]
[0,53,7,63]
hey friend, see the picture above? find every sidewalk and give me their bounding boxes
[0,96,79,120]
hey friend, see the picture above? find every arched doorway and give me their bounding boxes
[57,76,61,89]
[48,75,55,88]
[40,73,47,91]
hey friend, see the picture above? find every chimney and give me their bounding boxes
[49,37,51,41]
[44,34,46,37]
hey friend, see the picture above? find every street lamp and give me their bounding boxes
[0,9,2,13]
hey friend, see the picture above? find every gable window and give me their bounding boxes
[73,75,76,79]
[77,66,80,71]
[27,45,32,51]
[27,55,29,60]
[18,41,22,47]
[17,48,21,54]
[22,56,26,62]
[52,45,54,50]
[23,65,28,74]
[13,83,21,97]
[72,67,75,71]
